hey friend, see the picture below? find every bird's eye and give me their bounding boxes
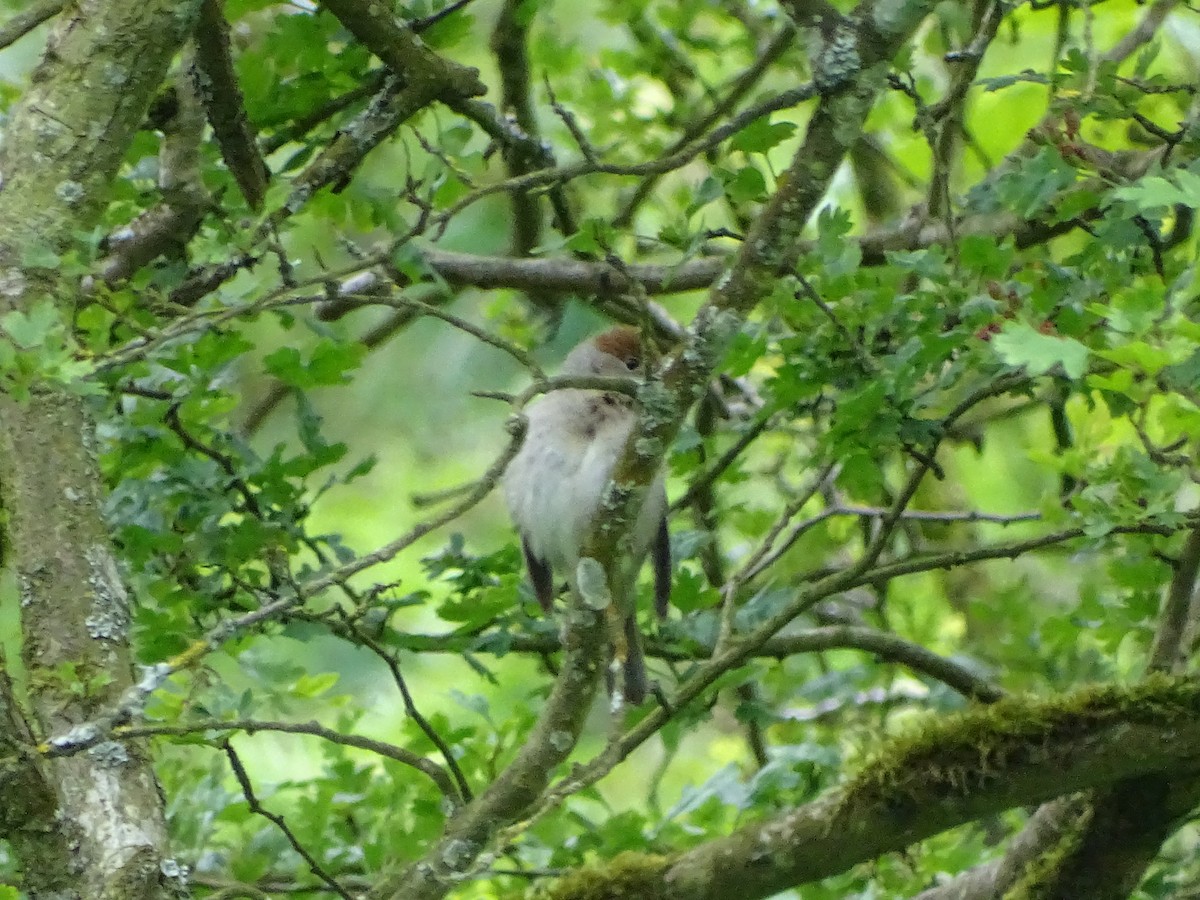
[625,356,639,370]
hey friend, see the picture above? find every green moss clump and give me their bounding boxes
[1001,801,1093,900]
[538,851,673,900]
[841,674,1200,810]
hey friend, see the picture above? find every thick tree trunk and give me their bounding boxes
[0,0,201,896]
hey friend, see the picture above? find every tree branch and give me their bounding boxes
[0,0,64,50]
[551,676,1200,900]
[371,598,608,900]
[317,0,484,102]
[192,0,268,210]
[490,0,550,254]
[118,717,464,805]
[364,624,1001,701]
[96,61,209,284]
[1150,524,1200,671]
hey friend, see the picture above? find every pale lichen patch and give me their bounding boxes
[135,662,172,694]
[17,573,35,608]
[575,557,611,610]
[0,267,27,299]
[55,180,85,205]
[160,855,189,892]
[87,740,130,768]
[635,379,675,425]
[440,837,477,871]
[78,766,160,875]
[83,543,130,641]
[815,26,861,90]
[634,435,663,458]
[101,62,129,87]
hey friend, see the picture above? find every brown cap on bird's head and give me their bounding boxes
[594,326,645,369]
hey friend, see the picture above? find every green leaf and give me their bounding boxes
[721,328,766,377]
[263,341,363,388]
[1,300,61,349]
[721,165,767,204]
[20,242,61,269]
[263,346,304,382]
[438,122,475,156]
[448,689,494,724]
[979,71,1049,92]
[565,218,617,255]
[307,340,365,385]
[729,118,796,154]
[1175,168,1200,203]
[992,146,1076,218]
[1095,341,1176,376]
[1111,176,1196,210]
[957,235,1013,277]
[686,176,723,216]
[422,11,473,48]
[993,322,1090,379]
[292,672,339,698]
[669,567,719,613]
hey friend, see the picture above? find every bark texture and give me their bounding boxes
[0,0,201,896]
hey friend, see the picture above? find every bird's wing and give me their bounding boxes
[651,513,671,618]
[521,535,556,613]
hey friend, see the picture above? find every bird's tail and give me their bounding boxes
[601,596,648,705]
[620,611,648,705]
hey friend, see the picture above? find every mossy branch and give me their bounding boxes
[964,522,1200,900]
[544,676,1200,900]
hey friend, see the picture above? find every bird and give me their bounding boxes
[502,326,671,705]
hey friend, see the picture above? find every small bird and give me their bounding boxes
[503,326,671,704]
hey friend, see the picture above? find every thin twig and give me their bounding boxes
[336,615,474,803]
[375,625,1001,700]
[717,462,837,649]
[371,285,545,378]
[410,0,479,32]
[412,480,477,508]
[727,461,838,589]
[0,0,64,50]
[543,74,598,163]
[120,717,462,802]
[164,404,264,518]
[670,409,777,512]
[834,505,1040,525]
[221,741,355,900]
